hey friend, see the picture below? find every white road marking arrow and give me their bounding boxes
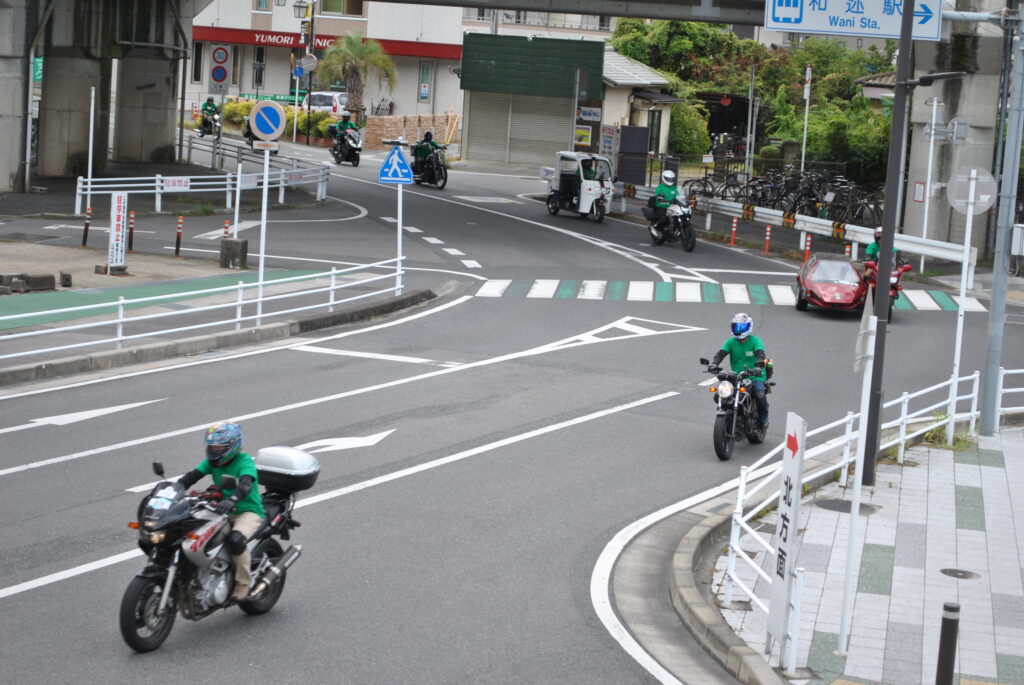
[294,429,395,454]
[0,399,164,436]
[194,220,261,240]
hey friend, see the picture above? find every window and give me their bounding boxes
[255,0,269,10]
[191,41,203,82]
[648,109,662,154]
[321,0,362,14]
[418,62,431,102]
[857,38,864,47]
[598,16,611,31]
[232,46,240,85]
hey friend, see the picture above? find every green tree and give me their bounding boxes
[317,34,396,120]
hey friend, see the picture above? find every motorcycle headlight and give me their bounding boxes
[716,380,735,399]
[889,275,899,284]
[147,531,166,544]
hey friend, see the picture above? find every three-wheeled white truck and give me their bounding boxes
[543,151,615,223]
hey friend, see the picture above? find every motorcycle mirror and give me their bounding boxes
[699,357,710,365]
[152,461,165,477]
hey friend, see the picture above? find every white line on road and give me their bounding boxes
[461,260,482,269]
[0,392,677,601]
[723,283,751,304]
[291,345,459,367]
[194,220,260,239]
[767,284,796,306]
[476,279,511,297]
[578,280,606,300]
[527,279,559,298]
[422,237,444,244]
[442,247,466,256]
[675,282,702,303]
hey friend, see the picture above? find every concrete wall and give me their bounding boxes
[115,54,178,162]
[0,0,29,191]
[366,3,462,43]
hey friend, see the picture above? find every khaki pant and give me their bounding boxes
[229,511,264,588]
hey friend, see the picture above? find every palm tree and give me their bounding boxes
[317,34,396,121]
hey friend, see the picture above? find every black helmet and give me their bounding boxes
[206,96,214,103]
[424,131,433,142]
[341,111,350,120]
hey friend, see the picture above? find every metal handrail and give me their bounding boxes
[0,259,402,362]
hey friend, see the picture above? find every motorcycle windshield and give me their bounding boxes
[142,482,190,530]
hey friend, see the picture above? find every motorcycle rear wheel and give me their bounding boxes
[713,415,735,461]
[546,194,560,215]
[119,576,176,652]
[746,414,766,444]
[648,223,665,245]
[238,539,286,615]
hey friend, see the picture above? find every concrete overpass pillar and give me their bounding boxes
[0,56,26,191]
[114,53,177,163]
[37,55,110,178]
[901,24,1003,253]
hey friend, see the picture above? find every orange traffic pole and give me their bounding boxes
[81,207,92,247]
[729,216,737,246]
[223,219,230,238]
[803,233,812,262]
[128,211,136,252]
[174,216,183,257]
[762,225,772,254]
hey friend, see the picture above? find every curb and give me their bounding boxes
[0,288,436,387]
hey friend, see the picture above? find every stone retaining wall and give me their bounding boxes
[362,114,461,151]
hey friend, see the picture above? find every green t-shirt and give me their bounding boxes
[201,102,218,117]
[865,241,896,260]
[414,139,441,159]
[654,183,679,208]
[197,452,265,517]
[720,335,766,381]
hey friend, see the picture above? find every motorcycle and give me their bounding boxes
[413,144,448,189]
[327,125,362,167]
[643,195,696,251]
[699,358,774,461]
[196,112,221,139]
[241,115,255,148]
[119,447,319,652]
[864,257,912,322]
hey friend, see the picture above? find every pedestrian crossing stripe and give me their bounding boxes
[474,280,988,312]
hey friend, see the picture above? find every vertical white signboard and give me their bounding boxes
[767,411,806,643]
[109,192,128,269]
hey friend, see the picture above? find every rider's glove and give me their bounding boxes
[215,497,238,515]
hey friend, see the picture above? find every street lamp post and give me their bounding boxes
[294,0,316,146]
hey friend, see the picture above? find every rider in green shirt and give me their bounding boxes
[178,422,265,600]
[710,313,770,429]
[412,131,443,176]
[651,170,679,238]
[200,96,219,133]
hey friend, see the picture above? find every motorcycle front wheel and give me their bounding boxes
[681,223,696,252]
[713,414,735,461]
[350,152,360,167]
[546,194,560,216]
[433,163,447,190]
[119,575,176,652]
[592,201,606,223]
[239,539,285,615]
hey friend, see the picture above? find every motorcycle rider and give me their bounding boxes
[651,170,679,239]
[863,227,900,285]
[709,313,770,430]
[177,422,266,601]
[334,111,359,154]
[199,96,219,135]
[412,130,443,177]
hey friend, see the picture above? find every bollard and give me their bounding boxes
[128,211,135,252]
[762,224,772,254]
[81,207,92,247]
[844,243,851,257]
[174,216,183,258]
[935,602,960,685]
[729,216,737,246]
[803,233,812,262]
[223,219,230,238]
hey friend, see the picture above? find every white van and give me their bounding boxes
[300,91,348,114]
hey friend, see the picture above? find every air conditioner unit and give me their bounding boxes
[1012,224,1024,256]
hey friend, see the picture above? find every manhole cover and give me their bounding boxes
[813,498,878,515]
[940,568,980,579]
[0,232,58,243]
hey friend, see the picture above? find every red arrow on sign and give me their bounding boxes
[787,432,799,457]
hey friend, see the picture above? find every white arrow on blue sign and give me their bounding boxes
[378,146,414,184]
[764,0,940,41]
[293,66,304,78]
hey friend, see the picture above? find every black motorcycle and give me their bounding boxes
[119,449,317,652]
[241,115,255,148]
[413,144,448,189]
[327,125,362,167]
[642,195,696,251]
[699,358,774,461]
[196,112,221,139]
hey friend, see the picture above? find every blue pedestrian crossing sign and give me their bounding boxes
[378,146,414,184]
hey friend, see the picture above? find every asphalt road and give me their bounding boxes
[1,146,1020,683]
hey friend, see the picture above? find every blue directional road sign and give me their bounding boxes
[764,0,940,41]
[293,66,304,78]
[378,146,414,184]
[250,100,286,142]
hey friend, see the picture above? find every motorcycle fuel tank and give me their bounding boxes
[256,447,320,493]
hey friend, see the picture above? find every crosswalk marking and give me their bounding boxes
[471,280,985,312]
[904,290,941,310]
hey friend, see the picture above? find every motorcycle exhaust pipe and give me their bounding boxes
[251,545,301,597]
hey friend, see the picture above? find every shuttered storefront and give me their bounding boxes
[465,91,572,166]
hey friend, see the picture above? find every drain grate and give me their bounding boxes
[812,498,878,515]
[940,568,980,580]
[0,232,59,243]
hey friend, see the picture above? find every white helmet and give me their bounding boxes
[730,312,753,340]
[661,170,676,186]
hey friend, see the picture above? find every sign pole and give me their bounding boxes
[233,161,242,239]
[921,97,940,273]
[396,183,404,295]
[800,66,810,173]
[257,147,270,325]
[947,170,977,444]
[87,86,95,214]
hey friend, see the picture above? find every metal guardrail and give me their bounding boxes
[74,137,329,214]
[718,367,1024,668]
[0,261,402,363]
[699,196,977,270]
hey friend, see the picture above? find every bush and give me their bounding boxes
[758,144,781,159]
[317,116,335,138]
[222,100,254,125]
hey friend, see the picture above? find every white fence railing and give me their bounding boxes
[0,261,403,363]
[74,138,329,214]
[719,368,1022,660]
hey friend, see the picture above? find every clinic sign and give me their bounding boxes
[765,0,941,41]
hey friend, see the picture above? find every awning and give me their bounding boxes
[192,26,461,59]
[632,89,685,105]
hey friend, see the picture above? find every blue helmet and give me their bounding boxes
[424,131,433,142]
[730,312,753,340]
[205,421,242,467]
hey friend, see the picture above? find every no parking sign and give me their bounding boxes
[208,44,232,95]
